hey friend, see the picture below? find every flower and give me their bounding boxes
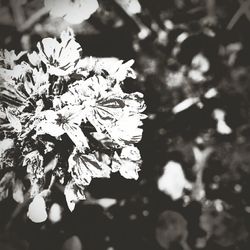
[0,28,146,215]
[68,148,111,186]
[27,194,47,223]
[44,0,99,24]
[112,145,142,180]
[107,113,145,146]
[36,29,81,75]
[0,139,14,160]
[64,180,86,212]
[36,106,88,149]
[48,203,63,223]
[0,49,26,69]
[23,150,44,182]
[158,161,192,200]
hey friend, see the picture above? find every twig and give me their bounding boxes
[19,7,49,33]
[191,147,213,201]
[227,0,250,30]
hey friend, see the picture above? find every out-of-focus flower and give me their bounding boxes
[44,0,99,24]
[213,109,232,135]
[188,53,210,83]
[114,0,141,15]
[12,179,25,203]
[158,161,192,200]
[27,194,47,223]
[155,210,189,250]
[48,203,63,223]
[192,53,210,73]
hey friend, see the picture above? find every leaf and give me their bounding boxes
[64,180,85,212]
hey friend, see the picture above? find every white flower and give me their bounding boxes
[27,194,47,223]
[12,179,25,203]
[158,161,192,200]
[68,148,111,186]
[191,53,210,73]
[5,107,22,132]
[36,106,88,149]
[44,0,99,24]
[0,138,14,158]
[112,146,141,180]
[48,203,63,223]
[213,109,232,135]
[107,113,145,146]
[0,49,26,68]
[36,29,81,75]
[23,150,44,181]
[64,180,85,211]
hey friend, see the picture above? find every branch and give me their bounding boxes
[19,7,49,33]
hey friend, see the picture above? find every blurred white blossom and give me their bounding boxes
[158,161,192,200]
[44,0,99,24]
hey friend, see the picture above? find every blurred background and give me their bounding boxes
[1,0,250,249]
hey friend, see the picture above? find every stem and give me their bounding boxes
[48,174,56,190]
[227,0,250,30]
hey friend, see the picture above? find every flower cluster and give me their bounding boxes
[0,28,146,222]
